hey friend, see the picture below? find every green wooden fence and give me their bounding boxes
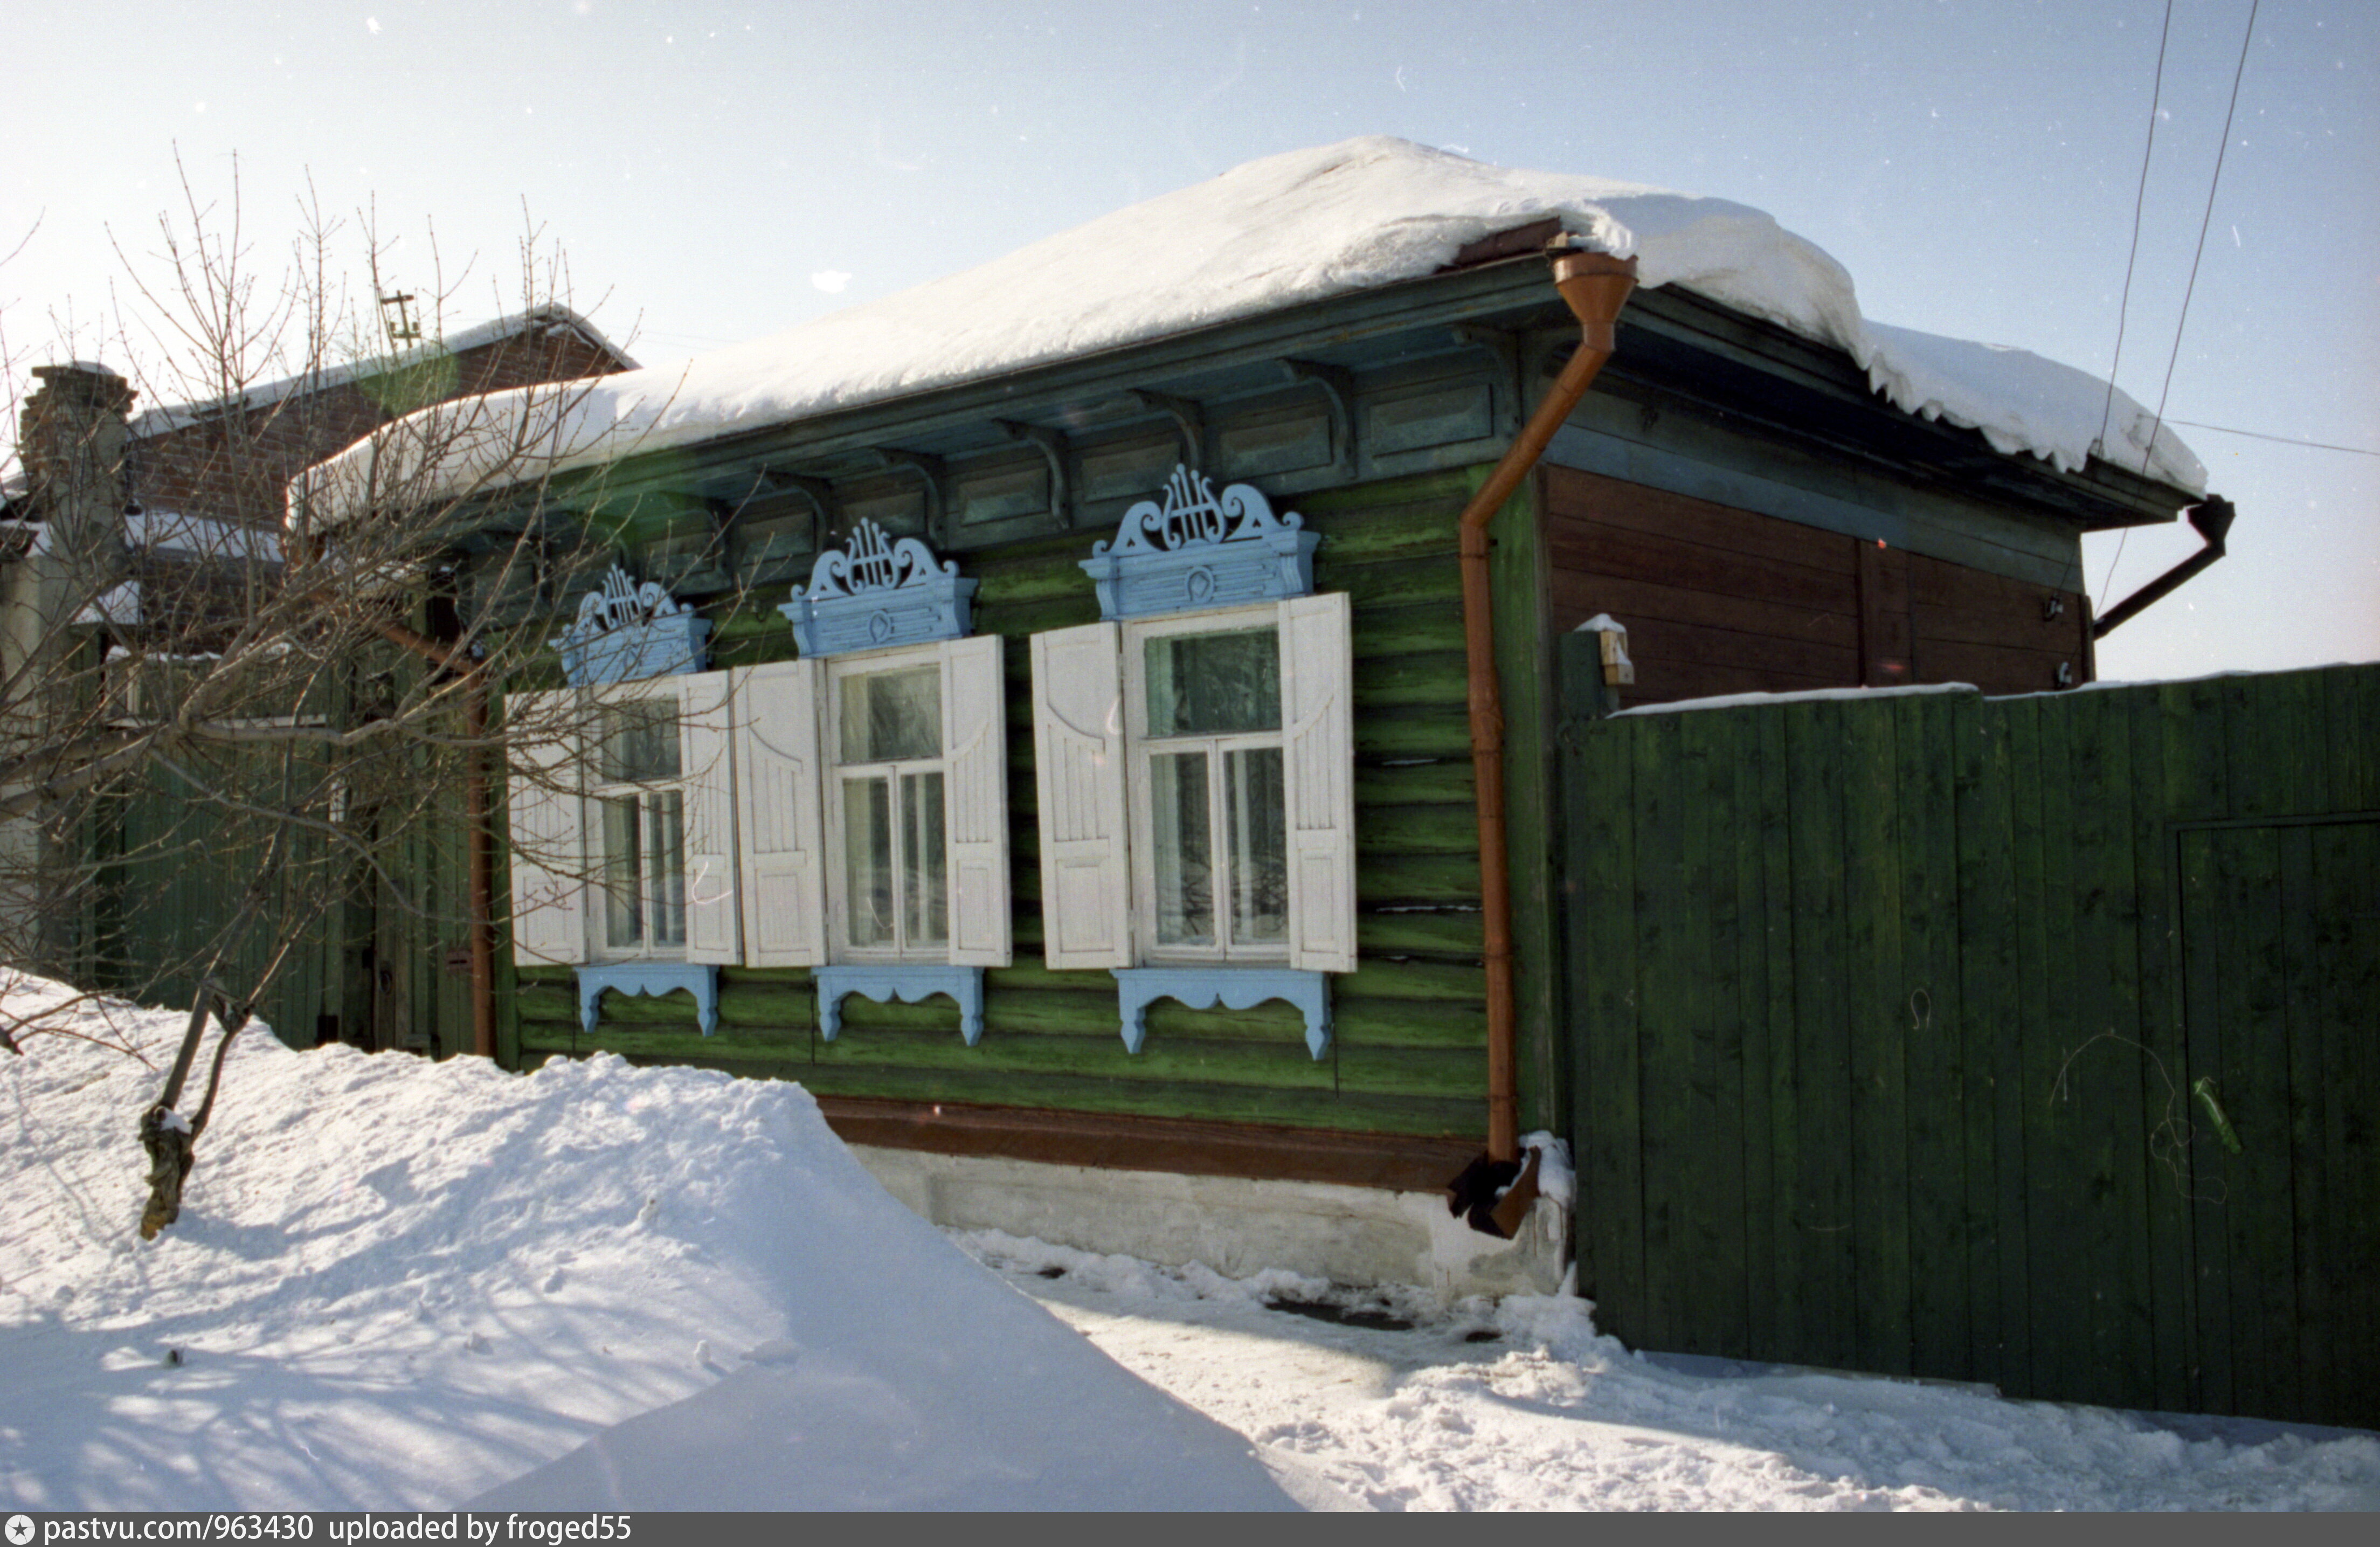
[1557,657,2380,1428]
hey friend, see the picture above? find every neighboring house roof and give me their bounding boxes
[0,509,280,563]
[127,305,637,438]
[300,137,2205,530]
[3,306,634,516]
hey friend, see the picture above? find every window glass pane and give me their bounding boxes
[1224,747,1287,947]
[1144,627,1279,737]
[601,797,643,949]
[1150,751,1213,947]
[903,771,948,949]
[650,791,686,948]
[599,700,681,783]
[843,775,895,948]
[840,666,942,764]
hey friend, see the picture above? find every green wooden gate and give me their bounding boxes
[1556,658,2380,1427]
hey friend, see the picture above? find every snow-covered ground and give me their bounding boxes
[7,974,2376,1512]
[964,1235,2380,1512]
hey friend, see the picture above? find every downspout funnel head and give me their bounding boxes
[2188,495,2236,552]
[1550,250,1639,355]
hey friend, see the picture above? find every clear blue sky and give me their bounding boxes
[4,1,2371,680]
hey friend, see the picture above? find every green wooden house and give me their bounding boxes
[311,139,2219,1296]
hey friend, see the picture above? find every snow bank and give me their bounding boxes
[0,975,1291,1511]
[298,137,2203,529]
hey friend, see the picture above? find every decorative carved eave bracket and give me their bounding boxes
[781,517,976,657]
[551,564,711,686]
[1081,464,1317,621]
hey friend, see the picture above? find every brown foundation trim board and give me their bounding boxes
[815,1096,1483,1194]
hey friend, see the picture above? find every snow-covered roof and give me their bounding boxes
[129,305,638,439]
[298,137,2205,527]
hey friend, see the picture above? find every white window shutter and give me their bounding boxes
[1281,591,1358,972]
[942,634,1013,968]
[505,687,590,966]
[1029,622,1132,970]
[731,658,829,967]
[677,670,742,965]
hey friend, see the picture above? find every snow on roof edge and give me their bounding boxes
[295,138,2208,531]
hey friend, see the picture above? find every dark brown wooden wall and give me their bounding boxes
[1540,465,2094,703]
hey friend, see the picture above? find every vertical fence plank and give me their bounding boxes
[1901,689,1970,1382]
[2009,693,2065,1401]
[1785,700,1857,1367]
[1844,693,1912,1375]
[2056,687,2153,1405]
[1632,712,1689,1353]
[1955,693,2021,1390]
[2313,820,2380,1427]
[1738,706,1784,1359]
[2279,824,2330,1423]
[2127,683,2196,1413]
[1568,715,1644,1342]
[2327,667,2378,811]
[1699,708,1752,1356]
[2097,689,2159,1407]
[2215,823,2299,1420]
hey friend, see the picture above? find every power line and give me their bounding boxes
[2168,419,2380,458]
[2095,0,2174,461]
[2103,0,2260,606]
[2140,0,2260,473]
[2092,0,2177,604]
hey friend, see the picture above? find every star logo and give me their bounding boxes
[5,1514,36,1546]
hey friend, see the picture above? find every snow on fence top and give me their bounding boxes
[293,137,2205,528]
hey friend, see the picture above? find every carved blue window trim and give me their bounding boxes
[1111,967,1330,1061]
[550,568,715,1038]
[816,964,986,1046]
[578,962,720,1037]
[1081,465,1318,621]
[551,565,711,687]
[781,520,976,657]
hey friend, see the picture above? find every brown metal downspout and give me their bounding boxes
[1457,248,1637,1163]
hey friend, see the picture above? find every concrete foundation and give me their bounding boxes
[849,1143,1568,1299]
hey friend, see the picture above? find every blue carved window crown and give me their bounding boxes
[781,519,976,657]
[1082,465,1318,621]
[551,566,711,686]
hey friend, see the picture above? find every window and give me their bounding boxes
[830,656,951,959]
[1127,610,1289,960]
[729,636,1010,972]
[592,697,688,956]
[503,671,741,970]
[1029,591,1354,976]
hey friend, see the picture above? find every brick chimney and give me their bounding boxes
[18,361,137,587]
